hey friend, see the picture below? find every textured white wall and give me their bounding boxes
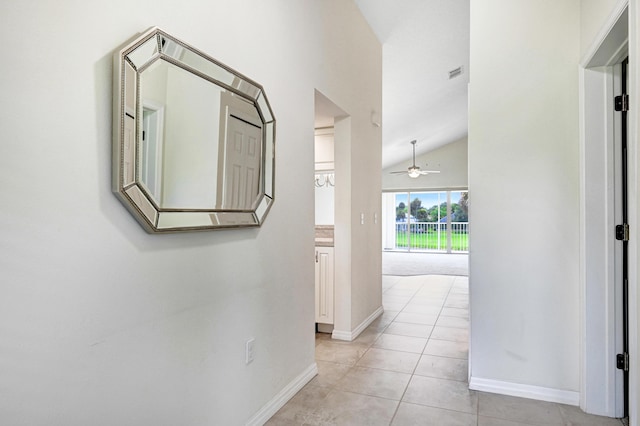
[469,0,581,393]
[0,1,381,425]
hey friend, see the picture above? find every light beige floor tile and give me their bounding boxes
[478,392,565,425]
[477,416,535,426]
[395,312,439,325]
[454,276,469,284]
[446,293,469,302]
[315,341,369,365]
[315,332,333,346]
[436,315,470,329]
[401,303,443,315]
[392,402,477,426]
[441,307,469,318]
[265,385,331,425]
[385,322,433,338]
[407,296,447,307]
[414,354,468,382]
[416,289,453,297]
[419,275,457,285]
[353,328,383,346]
[385,301,410,312]
[383,275,404,291]
[403,375,478,414]
[356,347,421,374]
[309,360,352,388]
[423,339,468,359]
[373,333,427,354]
[392,278,426,290]
[444,299,469,309]
[431,325,469,342]
[311,390,399,426]
[368,311,400,332]
[557,404,625,426]
[385,288,420,297]
[336,366,412,400]
[380,310,401,321]
[384,294,413,305]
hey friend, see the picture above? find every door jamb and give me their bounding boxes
[579,1,630,418]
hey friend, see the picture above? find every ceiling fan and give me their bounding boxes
[390,140,441,178]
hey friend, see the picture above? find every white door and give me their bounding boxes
[222,115,262,210]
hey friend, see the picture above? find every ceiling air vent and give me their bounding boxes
[449,66,463,79]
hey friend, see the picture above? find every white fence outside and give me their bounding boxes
[395,221,469,252]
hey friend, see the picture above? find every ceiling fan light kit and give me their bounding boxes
[390,140,441,178]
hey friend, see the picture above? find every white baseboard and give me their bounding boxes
[332,306,384,341]
[245,363,318,426]
[469,376,580,406]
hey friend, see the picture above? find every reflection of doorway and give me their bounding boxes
[141,100,165,204]
[222,115,262,210]
[218,91,263,210]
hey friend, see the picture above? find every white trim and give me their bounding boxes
[245,363,318,426]
[579,2,629,418]
[332,306,384,341]
[469,377,579,406]
[581,0,629,67]
[627,2,639,424]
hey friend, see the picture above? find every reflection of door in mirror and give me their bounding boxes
[141,100,165,204]
[223,116,262,209]
[217,91,263,210]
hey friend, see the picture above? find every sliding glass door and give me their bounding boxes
[385,190,468,252]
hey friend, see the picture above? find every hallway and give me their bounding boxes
[266,275,623,425]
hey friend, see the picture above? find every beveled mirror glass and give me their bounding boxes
[113,28,275,232]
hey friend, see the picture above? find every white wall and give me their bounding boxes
[382,136,468,191]
[162,65,221,208]
[0,1,381,425]
[317,3,383,335]
[581,0,627,57]
[469,0,581,397]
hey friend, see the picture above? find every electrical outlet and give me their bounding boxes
[245,338,255,364]
[360,213,365,225]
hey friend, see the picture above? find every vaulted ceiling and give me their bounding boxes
[353,0,470,169]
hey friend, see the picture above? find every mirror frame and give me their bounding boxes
[112,27,275,233]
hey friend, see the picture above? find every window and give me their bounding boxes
[384,190,468,252]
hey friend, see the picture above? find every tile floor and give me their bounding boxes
[266,275,625,426]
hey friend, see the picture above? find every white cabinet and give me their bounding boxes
[315,246,334,324]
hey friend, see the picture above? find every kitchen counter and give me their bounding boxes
[315,225,334,247]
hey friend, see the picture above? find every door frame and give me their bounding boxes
[579,1,631,418]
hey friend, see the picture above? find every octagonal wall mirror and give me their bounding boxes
[112,27,275,233]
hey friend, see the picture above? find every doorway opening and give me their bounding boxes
[313,90,348,338]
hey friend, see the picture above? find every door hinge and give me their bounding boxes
[617,353,629,371]
[615,94,629,112]
[616,223,630,241]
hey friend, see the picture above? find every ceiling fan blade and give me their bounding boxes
[419,170,440,174]
[389,171,408,175]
